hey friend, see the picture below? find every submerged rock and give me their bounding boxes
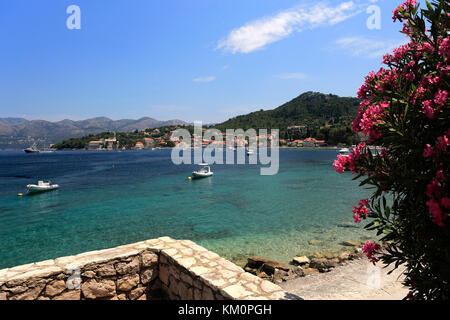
[341,240,360,247]
[308,239,322,245]
[337,222,360,228]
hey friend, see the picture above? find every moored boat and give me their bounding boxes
[338,148,350,156]
[26,181,59,193]
[192,163,213,179]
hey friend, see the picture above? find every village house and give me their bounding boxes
[87,140,104,150]
[135,141,144,150]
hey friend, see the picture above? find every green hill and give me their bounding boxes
[213,91,361,145]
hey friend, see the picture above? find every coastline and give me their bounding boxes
[279,257,408,300]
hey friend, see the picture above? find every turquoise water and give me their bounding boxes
[0,149,374,269]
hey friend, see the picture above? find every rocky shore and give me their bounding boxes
[243,240,366,284]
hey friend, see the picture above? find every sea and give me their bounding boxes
[0,149,375,269]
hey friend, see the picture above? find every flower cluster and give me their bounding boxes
[353,199,370,223]
[362,241,381,265]
[392,0,417,23]
[426,169,449,227]
[423,130,449,226]
[333,143,367,174]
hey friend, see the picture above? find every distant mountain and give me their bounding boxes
[215,92,360,131]
[0,117,187,149]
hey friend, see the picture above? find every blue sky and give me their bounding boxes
[0,0,408,123]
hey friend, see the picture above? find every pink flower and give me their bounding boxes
[333,155,349,174]
[422,100,435,119]
[434,89,448,106]
[353,199,370,223]
[423,144,434,158]
[438,38,450,60]
[362,241,380,265]
[426,170,447,227]
[437,135,449,151]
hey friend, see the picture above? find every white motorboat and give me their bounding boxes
[192,163,213,179]
[24,143,40,153]
[338,148,350,156]
[246,149,254,155]
[26,181,59,193]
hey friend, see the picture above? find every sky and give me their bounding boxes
[0,0,409,123]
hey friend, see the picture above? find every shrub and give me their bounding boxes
[334,0,449,299]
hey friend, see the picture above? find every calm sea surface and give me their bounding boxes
[0,149,375,269]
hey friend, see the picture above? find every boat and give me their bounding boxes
[26,181,59,193]
[246,149,254,155]
[338,148,350,156]
[192,163,213,179]
[24,143,40,153]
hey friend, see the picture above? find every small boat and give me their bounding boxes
[246,149,254,155]
[26,181,59,193]
[338,148,350,156]
[192,163,213,179]
[24,143,40,154]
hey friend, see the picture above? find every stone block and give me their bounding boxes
[45,279,67,297]
[81,279,116,299]
[117,274,140,292]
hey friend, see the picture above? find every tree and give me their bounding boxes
[333,0,449,299]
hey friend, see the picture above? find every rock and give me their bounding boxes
[292,256,310,265]
[8,282,45,300]
[129,286,146,300]
[257,271,270,279]
[324,258,339,269]
[81,279,116,299]
[309,258,328,271]
[0,292,7,300]
[82,271,96,278]
[45,280,67,297]
[338,251,351,262]
[141,251,158,268]
[244,266,255,273]
[245,256,303,282]
[52,290,81,300]
[140,268,157,285]
[312,252,324,259]
[117,293,127,300]
[341,240,360,247]
[337,222,360,228]
[308,239,322,245]
[303,268,320,275]
[95,263,116,277]
[324,253,336,259]
[117,274,140,292]
[115,256,140,275]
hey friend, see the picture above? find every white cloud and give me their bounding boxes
[217,1,361,54]
[193,76,216,83]
[275,72,307,79]
[334,36,408,58]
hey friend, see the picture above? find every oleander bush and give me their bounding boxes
[334,0,449,299]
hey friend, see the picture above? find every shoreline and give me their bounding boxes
[279,257,408,300]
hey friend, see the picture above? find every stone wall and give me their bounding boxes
[0,237,297,300]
